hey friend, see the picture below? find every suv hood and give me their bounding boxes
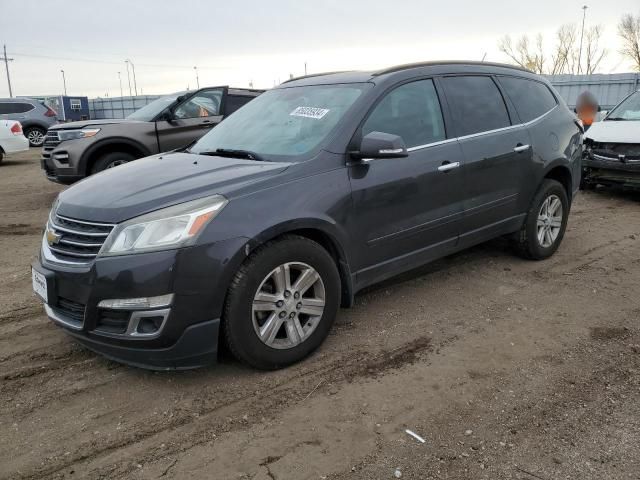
[49,119,148,130]
[57,152,290,223]
[585,120,640,144]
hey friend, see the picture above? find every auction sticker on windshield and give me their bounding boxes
[290,106,330,119]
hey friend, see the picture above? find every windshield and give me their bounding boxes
[606,91,640,120]
[189,84,369,160]
[127,92,183,121]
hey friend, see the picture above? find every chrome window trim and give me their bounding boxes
[406,138,457,152]
[405,105,559,153]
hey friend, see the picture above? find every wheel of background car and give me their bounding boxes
[24,127,46,147]
[223,235,341,370]
[91,151,136,174]
[514,179,569,260]
[0,151,3,164]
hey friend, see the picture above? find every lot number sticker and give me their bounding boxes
[290,106,330,119]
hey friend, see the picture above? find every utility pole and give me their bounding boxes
[124,61,132,97]
[117,71,125,118]
[125,59,138,96]
[304,61,307,75]
[194,66,200,89]
[2,45,14,98]
[60,69,67,96]
[577,5,588,74]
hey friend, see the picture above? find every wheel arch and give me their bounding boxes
[80,137,151,175]
[249,220,355,308]
[543,163,573,204]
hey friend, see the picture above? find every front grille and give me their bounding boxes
[57,297,86,322]
[592,143,640,162]
[42,131,61,160]
[46,213,115,263]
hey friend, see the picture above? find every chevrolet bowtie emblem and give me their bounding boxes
[46,229,62,246]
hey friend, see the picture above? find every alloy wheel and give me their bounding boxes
[27,130,45,146]
[536,194,563,248]
[252,262,326,350]
[105,159,129,169]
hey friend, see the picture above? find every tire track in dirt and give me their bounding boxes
[12,336,436,480]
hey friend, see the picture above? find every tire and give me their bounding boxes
[223,235,341,370]
[0,151,4,164]
[24,127,46,147]
[91,151,135,174]
[514,179,569,260]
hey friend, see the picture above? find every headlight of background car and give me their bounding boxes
[57,128,101,141]
[100,195,228,256]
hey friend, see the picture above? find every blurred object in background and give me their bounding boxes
[575,90,601,131]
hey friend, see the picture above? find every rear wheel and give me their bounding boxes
[0,151,4,164]
[91,151,135,174]
[514,179,569,260]
[24,127,46,147]
[223,235,341,370]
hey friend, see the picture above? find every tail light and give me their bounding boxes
[10,122,23,135]
[44,106,57,117]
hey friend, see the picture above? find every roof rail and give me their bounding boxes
[281,71,354,84]
[372,60,532,76]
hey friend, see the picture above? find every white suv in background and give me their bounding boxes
[0,119,29,164]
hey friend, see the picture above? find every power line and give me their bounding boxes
[7,51,231,70]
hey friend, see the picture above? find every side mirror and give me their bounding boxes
[350,131,408,160]
[159,111,176,124]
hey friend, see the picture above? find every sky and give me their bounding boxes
[0,0,638,98]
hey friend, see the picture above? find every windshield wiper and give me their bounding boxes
[605,117,628,121]
[195,148,264,161]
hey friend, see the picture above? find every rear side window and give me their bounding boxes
[441,76,511,137]
[0,102,34,114]
[362,79,446,148]
[498,76,557,122]
[225,95,255,115]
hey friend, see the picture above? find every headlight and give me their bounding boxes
[100,195,228,256]
[57,128,101,141]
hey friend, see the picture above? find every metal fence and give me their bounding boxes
[87,73,640,120]
[89,95,160,119]
[545,73,640,111]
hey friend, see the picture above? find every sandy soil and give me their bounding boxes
[0,149,639,480]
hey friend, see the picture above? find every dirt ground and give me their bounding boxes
[0,148,639,480]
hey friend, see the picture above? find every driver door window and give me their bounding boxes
[362,79,446,148]
[174,89,223,119]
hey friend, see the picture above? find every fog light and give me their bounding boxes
[98,294,173,310]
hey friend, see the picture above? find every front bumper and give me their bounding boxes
[41,135,86,184]
[583,153,640,187]
[34,236,249,369]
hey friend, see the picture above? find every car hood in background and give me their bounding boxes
[57,153,290,223]
[49,119,150,130]
[585,120,640,144]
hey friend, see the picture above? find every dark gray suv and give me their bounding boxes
[32,61,583,370]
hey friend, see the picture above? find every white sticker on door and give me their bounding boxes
[290,106,330,119]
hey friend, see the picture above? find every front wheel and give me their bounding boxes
[514,179,569,260]
[91,151,135,174]
[223,235,341,370]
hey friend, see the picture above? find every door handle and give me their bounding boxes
[513,144,530,153]
[438,161,460,172]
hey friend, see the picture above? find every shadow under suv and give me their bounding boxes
[32,61,583,370]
